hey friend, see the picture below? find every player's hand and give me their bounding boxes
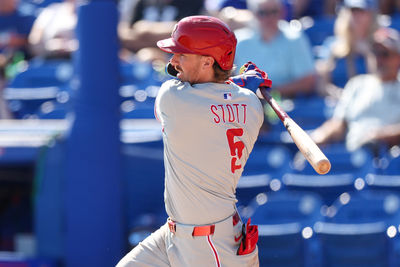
[229,62,272,92]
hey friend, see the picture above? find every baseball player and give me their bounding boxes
[117,15,272,267]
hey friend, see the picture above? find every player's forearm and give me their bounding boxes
[274,73,316,98]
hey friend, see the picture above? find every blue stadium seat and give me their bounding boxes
[119,61,164,119]
[327,191,400,225]
[119,61,166,89]
[4,59,74,118]
[302,16,335,47]
[36,100,70,119]
[314,191,400,267]
[281,173,357,206]
[365,173,400,193]
[0,252,57,267]
[314,221,395,267]
[247,191,324,267]
[376,148,400,175]
[7,59,73,88]
[121,140,166,230]
[286,96,334,130]
[121,100,156,119]
[236,144,292,205]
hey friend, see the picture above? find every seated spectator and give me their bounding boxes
[118,0,204,63]
[235,0,316,98]
[0,0,36,119]
[311,27,400,152]
[315,0,378,100]
[28,0,77,59]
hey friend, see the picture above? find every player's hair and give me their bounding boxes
[213,62,234,82]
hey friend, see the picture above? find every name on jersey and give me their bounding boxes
[210,104,247,124]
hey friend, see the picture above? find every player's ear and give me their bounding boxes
[202,56,215,69]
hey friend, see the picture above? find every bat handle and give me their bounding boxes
[259,87,288,122]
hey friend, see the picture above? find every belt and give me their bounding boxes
[168,211,240,236]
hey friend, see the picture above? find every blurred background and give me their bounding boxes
[1,0,400,266]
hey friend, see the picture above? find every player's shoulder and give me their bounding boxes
[230,82,261,101]
[161,79,183,88]
[159,79,186,93]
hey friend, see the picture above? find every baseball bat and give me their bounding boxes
[259,88,331,175]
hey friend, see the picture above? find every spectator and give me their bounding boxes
[28,0,77,59]
[118,0,204,63]
[315,0,378,100]
[0,0,36,119]
[311,27,400,152]
[235,0,316,98]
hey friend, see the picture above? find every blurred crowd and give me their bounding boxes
[1,0,400,152]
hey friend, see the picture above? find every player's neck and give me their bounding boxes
[189,70,222,85]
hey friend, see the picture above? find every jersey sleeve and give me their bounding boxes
[155,79,177,125]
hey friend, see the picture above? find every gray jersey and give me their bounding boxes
[155,79,264,225]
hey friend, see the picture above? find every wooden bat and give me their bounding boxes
[259,88,331,175]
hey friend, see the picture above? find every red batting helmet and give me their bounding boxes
[157,16,237,70]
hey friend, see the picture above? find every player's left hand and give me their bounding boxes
[229,62,272,92]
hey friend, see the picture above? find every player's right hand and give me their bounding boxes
[229,62,272,92]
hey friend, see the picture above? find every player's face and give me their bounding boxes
[170,53,204,83]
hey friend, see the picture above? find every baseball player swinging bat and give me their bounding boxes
[166,61,331,175]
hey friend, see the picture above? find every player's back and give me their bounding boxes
[155,79,264,224]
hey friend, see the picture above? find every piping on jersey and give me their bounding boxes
[207,235,221,267]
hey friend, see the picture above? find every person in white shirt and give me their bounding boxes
[312,27,400,151]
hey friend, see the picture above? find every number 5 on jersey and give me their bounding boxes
[226,128,245,173]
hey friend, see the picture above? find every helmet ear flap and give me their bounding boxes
[220,48,235,70]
